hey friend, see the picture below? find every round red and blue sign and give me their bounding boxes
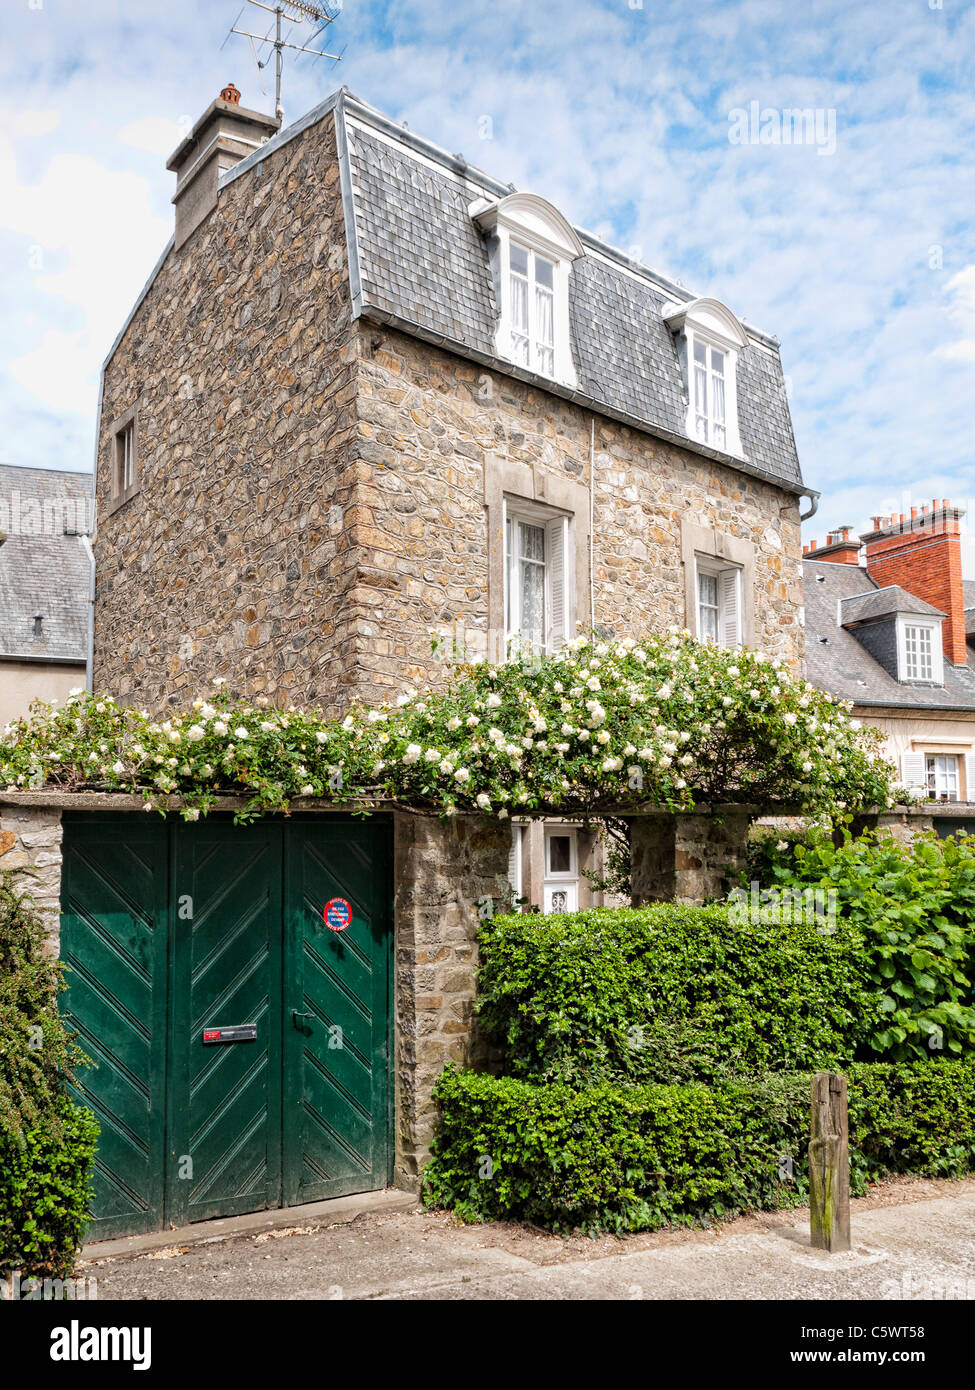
[323,897,353,933]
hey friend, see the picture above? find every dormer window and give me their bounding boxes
[693,340,727,449]
[470,192,584,389]
[664,298,748,458]
[898,616,943,684]
[509,243,556,376]
[903,623,934,681]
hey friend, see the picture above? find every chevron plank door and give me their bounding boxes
[167,819,284,1225]
[59,814,169,1239]
[283,819,392,1206]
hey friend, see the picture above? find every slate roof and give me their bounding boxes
[341,106,804,493]
[840,585,944,625]
[0,464,92,664]
[210,89,807,496]
[804,559,975,711]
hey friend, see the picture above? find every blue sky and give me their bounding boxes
[2,0,974,563]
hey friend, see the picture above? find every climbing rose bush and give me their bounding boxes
[0,632,895,820]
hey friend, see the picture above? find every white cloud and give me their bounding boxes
[12,109,61,139]
[0,129,170,414]
[8,330,97,416]
[116,115,189,159]
[936,266,975,362]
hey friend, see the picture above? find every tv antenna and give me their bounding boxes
[225,0,342,123]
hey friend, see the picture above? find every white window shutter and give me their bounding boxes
[901,752,926,787]
[501,495,510,644]
[964,754,975,803]
[720,567,740,647]
[508,825,521,896]
[546,515,569,650]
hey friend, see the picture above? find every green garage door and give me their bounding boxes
[60,814,392,1240]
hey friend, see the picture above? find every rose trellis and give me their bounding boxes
[0,632,896,821]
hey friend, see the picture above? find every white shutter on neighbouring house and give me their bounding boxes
[964,754,975,804]
[546,514,569,651]
[720,566,740,648]
[901,752,926,787]
[508,824,522,898]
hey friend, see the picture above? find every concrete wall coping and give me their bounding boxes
[0,790,770,818]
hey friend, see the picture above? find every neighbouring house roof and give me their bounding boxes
[0,464,92,665]
[803,559,975,711]
[109,88,808,499]
[964,577,975,637]
[840,585,945,625]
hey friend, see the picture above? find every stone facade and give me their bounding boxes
[93,107,804,716]
[630,810,751,905]
[392,811,510,1185]
[0,799,64,951]
[94,113,361,712]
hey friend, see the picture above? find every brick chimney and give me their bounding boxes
[803,526,860,564]
[166,86,280,250]
[860,500,967,664]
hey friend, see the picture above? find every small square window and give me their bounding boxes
[110,414,139,510]
[926,754,958,801]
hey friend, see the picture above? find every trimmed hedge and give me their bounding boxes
[476,904,882,1085]
[424,1059,975,1235]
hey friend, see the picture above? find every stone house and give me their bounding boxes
[0,464,91,723]
[804,502,975,813]
[42,83,815,1238]
[93,83,813,911]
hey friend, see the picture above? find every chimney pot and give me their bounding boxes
[167,88,279,250]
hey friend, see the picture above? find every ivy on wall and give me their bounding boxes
[0,632,895,820]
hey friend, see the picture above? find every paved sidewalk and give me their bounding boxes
[77,1178,975,1301]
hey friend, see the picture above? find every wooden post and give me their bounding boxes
[809,1072,851,1252]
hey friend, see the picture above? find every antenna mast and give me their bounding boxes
[227,0,341,123]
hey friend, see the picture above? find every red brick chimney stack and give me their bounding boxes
[860,499,967,664]
[803,526,860,564]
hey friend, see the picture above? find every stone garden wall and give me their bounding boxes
[0,799,63,952]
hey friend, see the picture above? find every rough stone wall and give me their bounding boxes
[630,811,751,904]
[392,811,510,1188]
[353,324,804,706]
[94,102,803,717]
[93,111,361,715]
[0,802,63,952]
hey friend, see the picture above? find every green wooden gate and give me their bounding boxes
[60,813,392,1240]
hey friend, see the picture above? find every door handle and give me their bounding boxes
[291,1009,314,1028]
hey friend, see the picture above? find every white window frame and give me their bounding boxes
[503,498,572,658]
[543,824,579,914]
[664,298,748,459]
[470,192,583,389]
[926,754,959,801]
[695,555,741,648]
[896,616,943,683]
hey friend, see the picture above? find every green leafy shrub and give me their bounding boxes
[476,903,882,1085]
[0,1097,98,1278]
[424,1059,975,1235]
[749,829,975,1060]
[0,872,96,1275]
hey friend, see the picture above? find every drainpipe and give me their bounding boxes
[799,490,820,523]
[589,417,595,632]
[80,534,95,692]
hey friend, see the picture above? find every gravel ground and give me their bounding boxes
[76,1176,975,1301]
